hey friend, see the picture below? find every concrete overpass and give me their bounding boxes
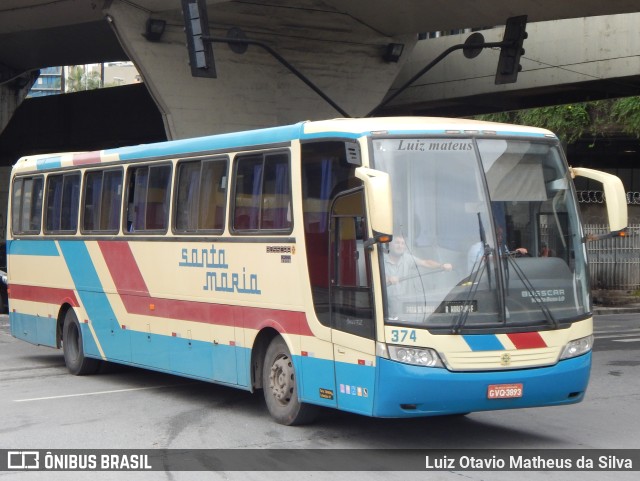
[2,0,640,146]
[383,13,640,117]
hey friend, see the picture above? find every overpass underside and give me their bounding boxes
[1,4,640,159]
[381,13,640,117]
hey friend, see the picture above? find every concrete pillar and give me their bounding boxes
[1,75,37,241]
[0,73,37,136]
[104,0,415,140]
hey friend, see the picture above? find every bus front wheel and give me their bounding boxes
[62,309,100,375]
[262,336,318,425]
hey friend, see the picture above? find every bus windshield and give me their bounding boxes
[372,136,589,332]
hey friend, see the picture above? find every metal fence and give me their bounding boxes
[585,224,640,290]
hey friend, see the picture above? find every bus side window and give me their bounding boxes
[232,151,291,233]
[12,176,44,235]
[45,172,80,234]
[174,157,227,233]
[125,164,171,233]
[83,169,123,233]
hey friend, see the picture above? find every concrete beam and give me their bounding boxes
[104,0,415,139]
[385,13,640,116]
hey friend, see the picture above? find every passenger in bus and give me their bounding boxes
[540,242,551,257]
[467,225,528,271]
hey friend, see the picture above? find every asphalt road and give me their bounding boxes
[0,312,638,480]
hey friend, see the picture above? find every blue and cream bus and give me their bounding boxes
[6,117,627,424]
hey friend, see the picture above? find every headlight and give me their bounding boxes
[387,345,444,368]
[560,335,594,360]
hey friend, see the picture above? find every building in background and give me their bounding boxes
[28,66,63,97]
[27,62,141,98]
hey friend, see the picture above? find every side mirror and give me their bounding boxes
[355,167,393,241]
[570,167,628,232]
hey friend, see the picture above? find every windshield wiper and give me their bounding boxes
[451,250,489,334]
[505,255,560,329]
[452,213,492,334]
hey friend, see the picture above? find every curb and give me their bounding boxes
[593,304,640,315]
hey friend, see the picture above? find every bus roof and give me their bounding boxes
[12,117,557,174]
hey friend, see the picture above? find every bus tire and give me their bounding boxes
[62,309,100,376]
[262,336,318,425]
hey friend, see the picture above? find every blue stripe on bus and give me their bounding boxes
[297,355,338,408]
[83,326,250,388]
[8,239,60,256]
[56,240,132,361]
[334,360,376,415]
[373,354,589,417]
[462,334,505,351]
[299,131,365,141]
[107,123,307,161]
[296,354,376,414]
[10,311,57,347]
[103,122,552,162]
[36,156,62,170]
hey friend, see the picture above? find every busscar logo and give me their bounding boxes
[8,451,39,469]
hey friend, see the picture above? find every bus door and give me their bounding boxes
[329,188,376,415]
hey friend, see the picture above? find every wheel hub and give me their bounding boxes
[269,355,293,404]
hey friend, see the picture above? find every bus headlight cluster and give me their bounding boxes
[388,345,444,368]
[559,335,594,360]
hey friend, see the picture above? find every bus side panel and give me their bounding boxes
[9,311,56,347]
[58,241,132,362]
[211,342,238,384]
[297,355,338,408]
[170,336,215,380]
[334,359,376,415]
[130,329,171,371]
[79,319,102,358]
[7,240,67,348]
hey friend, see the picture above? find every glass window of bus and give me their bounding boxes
[124,163,172,233]
[11,176,44,235]
[45,172,80,234]
[476,139,589,322]
[329,189,374,339]
[372,137,497,328]
[232,151,292,233]
[82,168,123,233]
[300,141,360,327]
[174,157,228,233]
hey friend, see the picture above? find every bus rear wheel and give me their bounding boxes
[262,336,318,425]
[62,309,100,375]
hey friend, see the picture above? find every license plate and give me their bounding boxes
[487,383,523,399]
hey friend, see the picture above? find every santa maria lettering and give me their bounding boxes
[178,245,261,295]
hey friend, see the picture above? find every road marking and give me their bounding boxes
[594,328,640,335]
[14,383,193,403]
[612,338,640,343]
[596,332,640,340]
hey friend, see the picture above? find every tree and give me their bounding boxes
[475,97,640,144]
[65,66,102,92]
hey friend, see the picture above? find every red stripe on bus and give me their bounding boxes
[98,241,314,336]
[9,284,79,307]
[73,151,102,166]
[98,241,150,296]
[507,332,547,349]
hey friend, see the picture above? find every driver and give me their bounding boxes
[385,235,452,286]
[384,235,452,320]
